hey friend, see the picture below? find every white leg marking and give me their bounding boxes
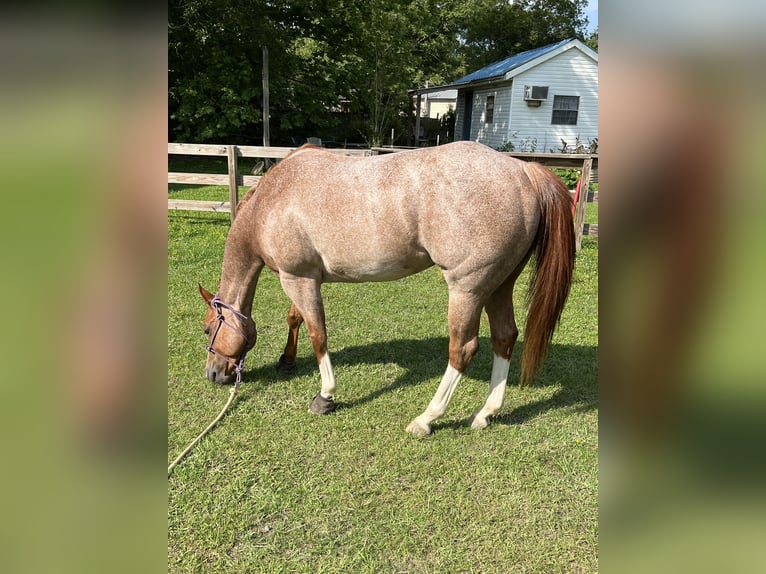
[471,353,511,430]
[318,353,336,400]
[406,364,463,436]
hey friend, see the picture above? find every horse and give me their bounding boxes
[198,141,575,435]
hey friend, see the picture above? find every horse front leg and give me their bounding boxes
[276,301,303,375]
[278,274,337,415]
[304,317,337,415]
[308,346,337,415]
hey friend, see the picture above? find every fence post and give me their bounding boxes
[414,92,422,147]
[573,157,592,252]
[227,145,239,222]
[262,46,270,147]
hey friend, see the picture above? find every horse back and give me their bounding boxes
[243,142,541,285]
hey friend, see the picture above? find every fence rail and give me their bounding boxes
[167,172,262,187]
[168,143,370,220]
[168,143,597,249]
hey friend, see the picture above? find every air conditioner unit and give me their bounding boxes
[524,85,549,105]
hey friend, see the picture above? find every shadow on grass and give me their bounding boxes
[237,337,597,427]
[168,211,232,226]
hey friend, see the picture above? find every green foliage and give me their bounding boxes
[455,0,590,70]
[169,0,590,144]
[495,135,540,153]
[553,136,599,154]
[551,167,597,193]
[585,26,599,52]
[496,140,515,152]
[553,168,581,189]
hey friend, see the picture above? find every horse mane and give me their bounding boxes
[237,145,325,207]
[284,143,324,160]
[239,185,258,206]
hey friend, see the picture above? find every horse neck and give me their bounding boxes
[217,236,264,317]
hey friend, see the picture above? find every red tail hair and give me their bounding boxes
[520,163,576,386]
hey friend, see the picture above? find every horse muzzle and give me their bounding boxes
[205,357,235,384]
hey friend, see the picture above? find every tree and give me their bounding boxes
[585,26,598,52]
[455,0,590,70]
[168,0,590,144]
[169,0,280,141]
[283,0,463,146]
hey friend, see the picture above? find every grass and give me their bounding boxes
[585,199,598,226]
[168,190,598,572]
[168,154,262,201]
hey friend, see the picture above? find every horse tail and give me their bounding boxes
[519,162,576,386]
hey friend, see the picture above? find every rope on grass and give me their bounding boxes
[168,386,238,478]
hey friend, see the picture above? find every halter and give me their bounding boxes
[204,295,253,388]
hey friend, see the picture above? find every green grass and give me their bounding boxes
[168,201,598,572]
[168,183,253,202]
[168,154,262,201]
[585,199,598,226]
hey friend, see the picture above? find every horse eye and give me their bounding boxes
[204,326,211,336]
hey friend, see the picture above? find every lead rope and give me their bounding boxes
[167,383,239,477]
[168,297,249,478]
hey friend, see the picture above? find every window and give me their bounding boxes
[551,95,579,125]
[485,95,495,124]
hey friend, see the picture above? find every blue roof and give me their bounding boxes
[450,38,574,86]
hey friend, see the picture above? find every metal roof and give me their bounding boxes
[450,38,575,86]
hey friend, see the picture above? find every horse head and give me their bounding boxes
[198,284,257,384]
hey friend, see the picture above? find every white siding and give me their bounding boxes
[506,49,598,152]
[454,95,466,140]
[454,46,598,152]
[466,83,512,149]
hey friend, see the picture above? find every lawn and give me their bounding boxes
[168,189,598,572]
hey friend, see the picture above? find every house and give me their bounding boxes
[413,38,598,152]
[417,88,457,120]
[409,88,457,146]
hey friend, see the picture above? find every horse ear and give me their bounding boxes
[198,284,214,306]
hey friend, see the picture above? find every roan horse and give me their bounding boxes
[198,141,575,435]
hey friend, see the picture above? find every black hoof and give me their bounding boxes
[275,354,297,376]
[309,392,337,415]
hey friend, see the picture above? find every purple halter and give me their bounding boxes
[204,295,253,388]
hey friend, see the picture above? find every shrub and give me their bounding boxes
[552,168,581,189]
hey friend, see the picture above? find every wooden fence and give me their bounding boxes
[168,143,371,220]
[168,143,597,250]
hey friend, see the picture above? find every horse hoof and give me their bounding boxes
[275,354,297,376]
[309,392,336,415]
[405,419,432,437]
[470,414,489,430]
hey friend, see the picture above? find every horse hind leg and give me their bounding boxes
[406,289,482,436]
[470,275,520,430]
[276,301,303,375]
